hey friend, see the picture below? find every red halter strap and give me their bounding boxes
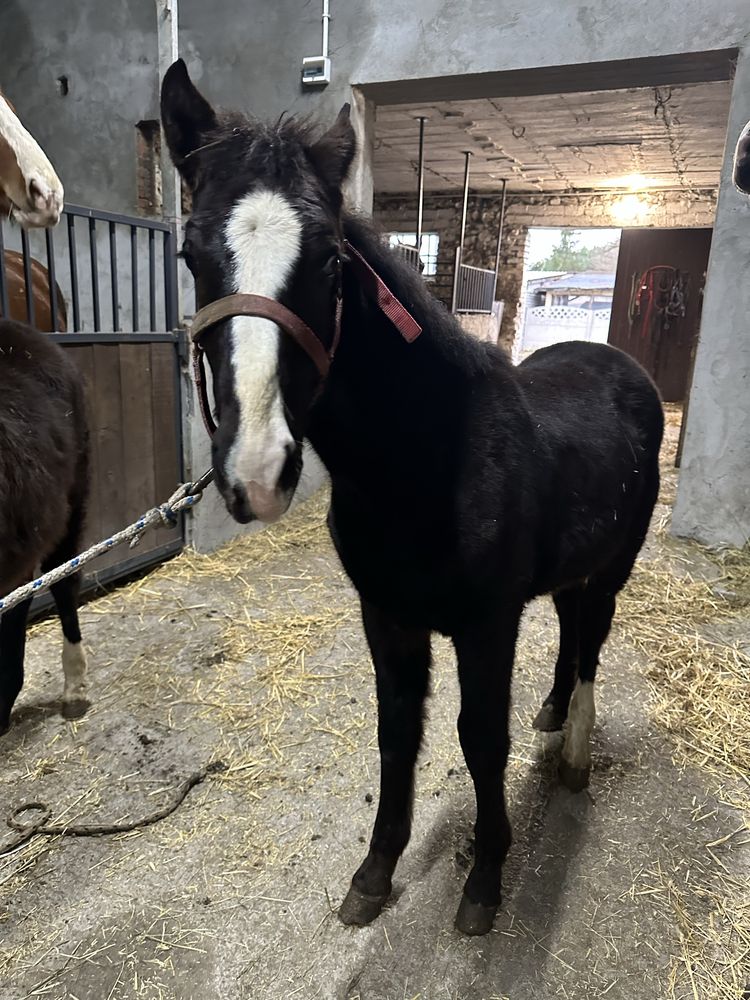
[343,240,422,343]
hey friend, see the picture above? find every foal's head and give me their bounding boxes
[0,90,64,228]
[161,60,355,523]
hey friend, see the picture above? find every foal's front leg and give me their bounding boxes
[453,609,521,935]
[339,600,431,926]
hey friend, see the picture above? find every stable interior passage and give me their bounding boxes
[372,77,730,407]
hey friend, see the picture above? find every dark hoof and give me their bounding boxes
[455,894,498,936]
[61,698,90,721]
[559,757,591,792]
[532,702,565,732]
[338,886,388,926]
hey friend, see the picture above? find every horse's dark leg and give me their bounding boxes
[533,587,582,732]
[49,574,88,720]
[559,471,659,792]
[558,582,616,792]
[0,598,33,734]
[43,501,89,720]
[453,608,521,936]
[339,601,430,927]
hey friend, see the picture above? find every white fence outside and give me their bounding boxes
[516,305,611,360]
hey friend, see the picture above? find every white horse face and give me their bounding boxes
[0,92,64,228]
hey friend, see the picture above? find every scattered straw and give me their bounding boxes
[614,403,750,999]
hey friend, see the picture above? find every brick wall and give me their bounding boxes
[374,189,717,352]
[135,120,163,217]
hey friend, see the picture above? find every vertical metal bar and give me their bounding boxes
[163,225,179,330]
[45,226,59,332]
[459,150,472,254]
[131,225,139,332]
[21,228,35,327]
[416,116,426,253]
[0,223,8,318]
[149,228,156,329]
[321,0,330,59]
[67,214,81,331]
[109,221,119,331]
[451,245,461,313]
[493,179,507,280]
[89,217,100,331]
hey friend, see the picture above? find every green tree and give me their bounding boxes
[587,239,621,272]
[531,229,594,272]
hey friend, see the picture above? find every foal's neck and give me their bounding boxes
[307,214,498,482]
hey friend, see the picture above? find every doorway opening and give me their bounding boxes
[513,227,621,362]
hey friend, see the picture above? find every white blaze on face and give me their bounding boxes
[224,189,301,519]
[0,94,64,227]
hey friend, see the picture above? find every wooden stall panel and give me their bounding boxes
[56,337,183,584]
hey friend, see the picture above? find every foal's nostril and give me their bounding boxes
[28,178,44,204]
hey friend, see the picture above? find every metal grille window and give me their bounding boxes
[388,232,439,276]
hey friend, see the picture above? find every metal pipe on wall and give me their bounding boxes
[322,0,330,59]
[493,179,507,280]
[415,116,426,251]
[458,151,472,254]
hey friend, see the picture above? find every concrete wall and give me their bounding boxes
[375,189,717,353]
[672,48,750,549]
[0,0,159,214]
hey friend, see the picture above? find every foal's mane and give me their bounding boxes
[342,211,497,373]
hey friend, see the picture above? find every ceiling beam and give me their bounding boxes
[360,49,737,106]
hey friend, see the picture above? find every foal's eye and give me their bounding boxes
[323,253,340,278]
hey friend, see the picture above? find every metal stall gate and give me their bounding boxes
[0,205,185,593]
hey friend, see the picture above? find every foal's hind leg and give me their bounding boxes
[559,584,616,791]
[339,601,430,927]
[453,608,521,935]
[533,587,581,732]
[0,598,33,734]
[50,574,88,720]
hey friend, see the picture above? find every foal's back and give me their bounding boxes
[0,319,88,589]
[515,340,663,595]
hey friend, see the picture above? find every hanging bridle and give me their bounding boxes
[189,240,422,437]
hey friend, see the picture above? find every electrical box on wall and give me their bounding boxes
[302,55,331,86]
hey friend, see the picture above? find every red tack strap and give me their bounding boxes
[343,240,422,343]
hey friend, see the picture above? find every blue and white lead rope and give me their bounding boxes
[0,470,214,614]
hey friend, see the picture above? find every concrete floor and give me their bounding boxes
[0,412,748,1000]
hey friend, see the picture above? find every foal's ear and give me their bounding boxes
[308,103,356,192]
[160,59,218,183]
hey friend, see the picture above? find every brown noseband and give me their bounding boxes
[190,292,342,437]
[188,240,421,438]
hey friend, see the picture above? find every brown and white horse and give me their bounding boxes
[734,120,750,194]
[0,89,67,331]
[0,93,88,732]
[0,89,63,227]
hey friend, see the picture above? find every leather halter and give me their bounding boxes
[189,240,422,437]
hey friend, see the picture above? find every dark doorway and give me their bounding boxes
[608,228,712,402]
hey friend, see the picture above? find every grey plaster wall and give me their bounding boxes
[0,0,159,214]
[672,48,750,549]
